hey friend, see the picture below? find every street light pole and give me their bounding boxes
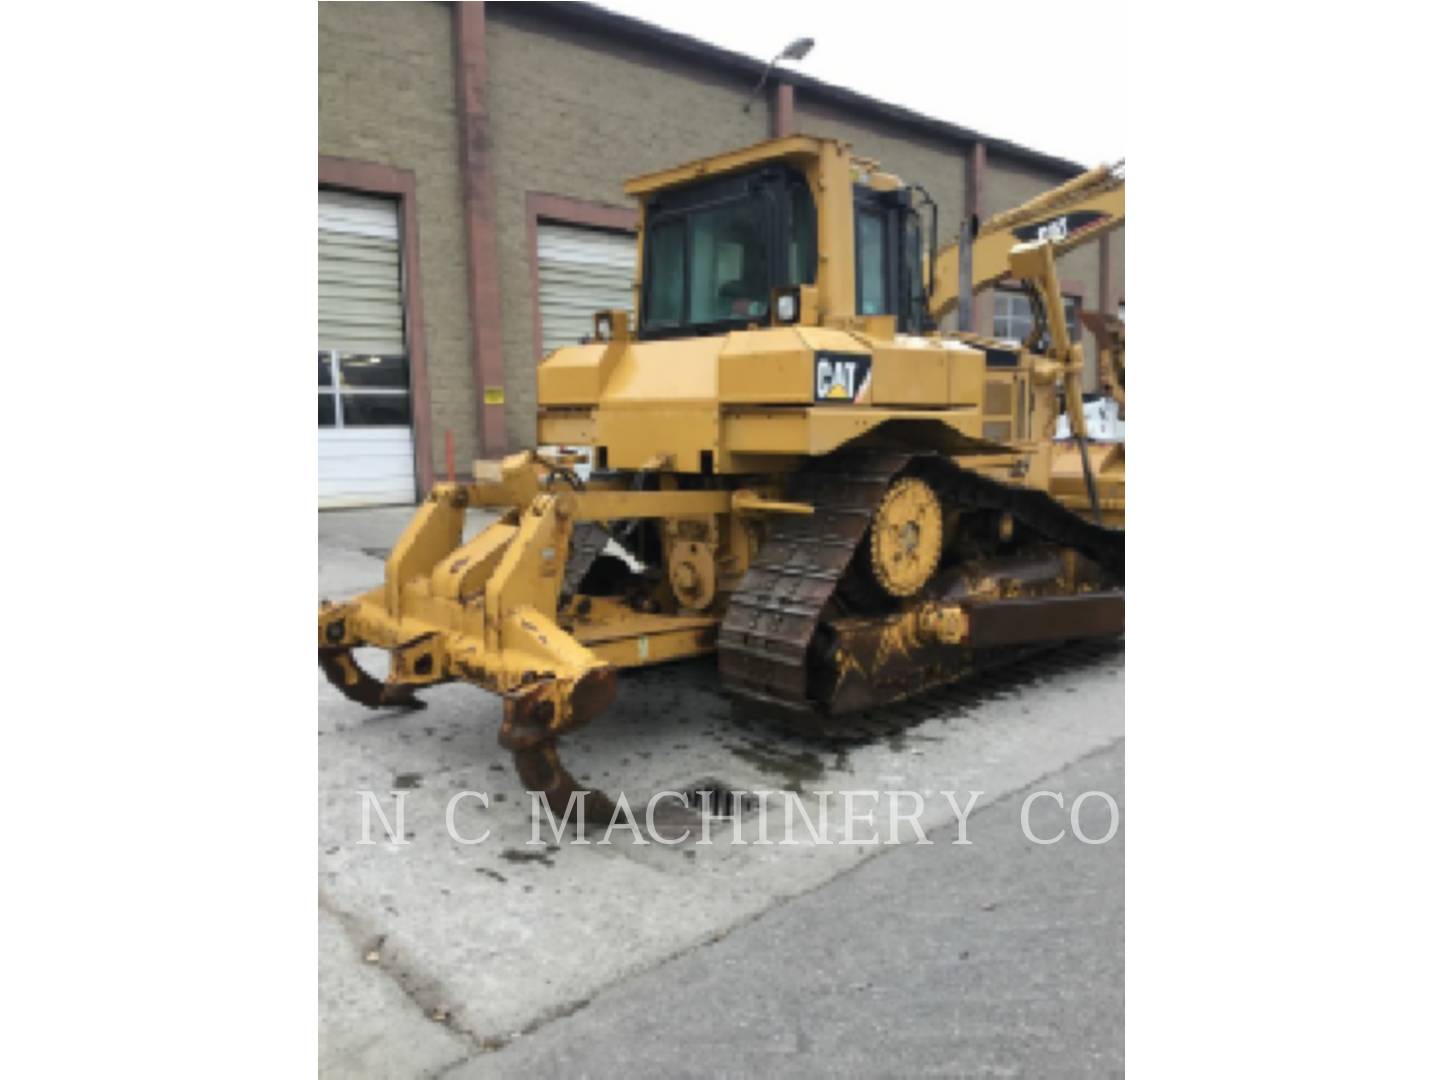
[742,36,814,113]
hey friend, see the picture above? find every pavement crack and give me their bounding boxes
[319,890,486,1057]
[434,997,597,1076]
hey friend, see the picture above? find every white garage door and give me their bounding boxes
[537,222,635,355]
[318,189,417,508]
[537,222,634,480]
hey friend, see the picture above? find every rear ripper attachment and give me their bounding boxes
[317,460,616,814]
[318,451,802,815]
[321,449,1124,815]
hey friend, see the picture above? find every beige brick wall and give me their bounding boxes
[318,2,475,475]
[485,8,771,448]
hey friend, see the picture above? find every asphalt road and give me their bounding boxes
[318,507,1125,1078]
[451,741,1124,1079]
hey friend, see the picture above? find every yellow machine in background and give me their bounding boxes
[931,158,1126,524]
[930,158,1124,321]
[320,135,1126,810]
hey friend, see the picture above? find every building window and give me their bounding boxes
[994,289,1080,345]
[993,291,1030,342]
[318,350,412,429]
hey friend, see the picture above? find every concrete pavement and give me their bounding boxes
[452,740,1124,1078]
[317,506,1125,1077]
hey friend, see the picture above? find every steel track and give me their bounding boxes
[717,450,1125,717]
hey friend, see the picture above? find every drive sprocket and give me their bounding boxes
[868,476,943,599]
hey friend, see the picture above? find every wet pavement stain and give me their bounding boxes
[886,730,942,753]
[393,773,423,790]
[724,742,827,792]
[680,779,760,816]
[500,846,559,868]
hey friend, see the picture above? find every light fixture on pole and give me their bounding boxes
[742,36,815,112]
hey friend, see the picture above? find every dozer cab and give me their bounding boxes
[318,135,1125,813]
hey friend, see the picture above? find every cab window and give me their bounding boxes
[788,181,817,284]
[856,208,888,315]
[688,199,768,323]
[645,218,685,327]
[638,165,813,339]
[903,212,926,329]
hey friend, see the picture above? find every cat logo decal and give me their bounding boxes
[814,352,872,404]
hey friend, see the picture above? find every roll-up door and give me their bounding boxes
[536,222,634,481]
[318,189,416,507]
[536,222,635,355]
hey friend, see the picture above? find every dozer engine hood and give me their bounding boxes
[536,327,990,472]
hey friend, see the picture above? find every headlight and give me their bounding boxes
[776,293,797,323]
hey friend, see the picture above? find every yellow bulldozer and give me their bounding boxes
[318,135,1126,812]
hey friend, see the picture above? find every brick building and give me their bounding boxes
[318,1,1124,506]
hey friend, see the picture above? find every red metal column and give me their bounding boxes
[965,141,989,334]
[772,81,795,138]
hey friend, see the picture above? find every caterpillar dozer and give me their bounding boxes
[318,135,1125,812]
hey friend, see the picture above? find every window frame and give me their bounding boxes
[637,166,812,341]
[993,287,1082,347]
[319,349,413,430]
[853,185,927,333]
